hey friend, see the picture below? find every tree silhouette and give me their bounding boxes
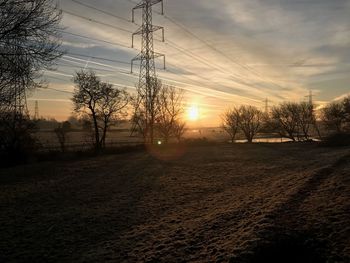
[72,71,129,151]
[156,85,185,143]
[0,0,63,108]
[222,109,240,143]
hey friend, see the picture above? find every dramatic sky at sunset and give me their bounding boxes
[30,0,350,126]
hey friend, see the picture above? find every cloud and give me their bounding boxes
[333,92,350,102]
[31,0,350,125]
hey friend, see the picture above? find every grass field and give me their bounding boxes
[0,143,349,262]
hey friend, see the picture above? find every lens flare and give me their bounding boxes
[188,105,199,121]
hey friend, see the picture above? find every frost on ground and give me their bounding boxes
[0,143,349,262]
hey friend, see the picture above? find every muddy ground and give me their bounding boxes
[0,143,349,262]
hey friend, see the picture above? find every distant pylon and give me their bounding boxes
[264,98,269,114]
[306,90,313,105]
[34,100,39,120]
[131,0,165,143]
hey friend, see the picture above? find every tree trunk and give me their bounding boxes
[314,122,322,140]
[101,121,108,149]
[92,112,100,151]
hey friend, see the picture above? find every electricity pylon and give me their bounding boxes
[131,0,165,75]
[34,100,39,120]
[9,40,29,120]
[305,90,314,105]
[131,0,165,143]
[264,98,269,114]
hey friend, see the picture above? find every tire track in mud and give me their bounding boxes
[268,154,350,226]
[231,153,350,262]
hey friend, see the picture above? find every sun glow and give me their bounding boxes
[188,105,199,121]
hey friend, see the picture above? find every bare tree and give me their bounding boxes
[222,109,240,143]
[98,83,129,148]
[156,86,184,143]
[343,96,350,130]
[72,71,101,149]
[322,101,346,133]
[297,102,316,140]
[270,102,300,141]
[173,121,186,142]
[131,107,148,142]
[236,106,263,143]
[72,71,129,151]
[54,121,71,152]
[0,112,38,158]
[0,0,63,158]
[0,0,63,107]
[132,78,162,144]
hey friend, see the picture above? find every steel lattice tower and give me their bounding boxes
[131,0,165,143]
[9,40,29,120]
[264,98,269,114]
[34,100,39,120]
[307,90,313,105]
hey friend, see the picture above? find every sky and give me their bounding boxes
[29,0,350,126]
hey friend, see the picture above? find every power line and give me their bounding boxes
[161,13,290,91]
[60,3,252,93]
[47,59,252,103]
[57,25,266,102]
[38,86,73,94]
[57,62,115,73]
[2,28,231,99]
[66,51,132,65]
[61,51,146,72]
[61,9,134,33]
[60,30,132,49]
[61,41,264,102]
[56,63,138,85]
[59,24,225,79]
[62,1,288,97]
[163,41,269,99]
[163,68,261,103]
[62,57,138,80]
[58,54,267,104]
[70,0,133,23]
[2,30,234,101]
[63,46,261,102]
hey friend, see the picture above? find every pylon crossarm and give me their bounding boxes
[133,25,164,35]
[151,25,164,32]
[132,0,164,22]
[153,52,163,58]
[132,28,143,48]
[132,4,143,22]
[133,27,143,36]
[149,0,163,9]
[131,56,140,73]
[152,26,165,42]
[153,52,166,69]
[133,0,162,9]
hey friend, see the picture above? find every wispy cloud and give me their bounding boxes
[29,0,350,124]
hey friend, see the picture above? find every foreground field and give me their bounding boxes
[0,143,349,262]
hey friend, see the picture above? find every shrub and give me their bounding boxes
[320,132,350,147]
[0,114,39,166]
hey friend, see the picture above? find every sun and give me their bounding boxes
[188,105,199,121]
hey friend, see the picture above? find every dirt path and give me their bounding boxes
[0,144,349,262]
